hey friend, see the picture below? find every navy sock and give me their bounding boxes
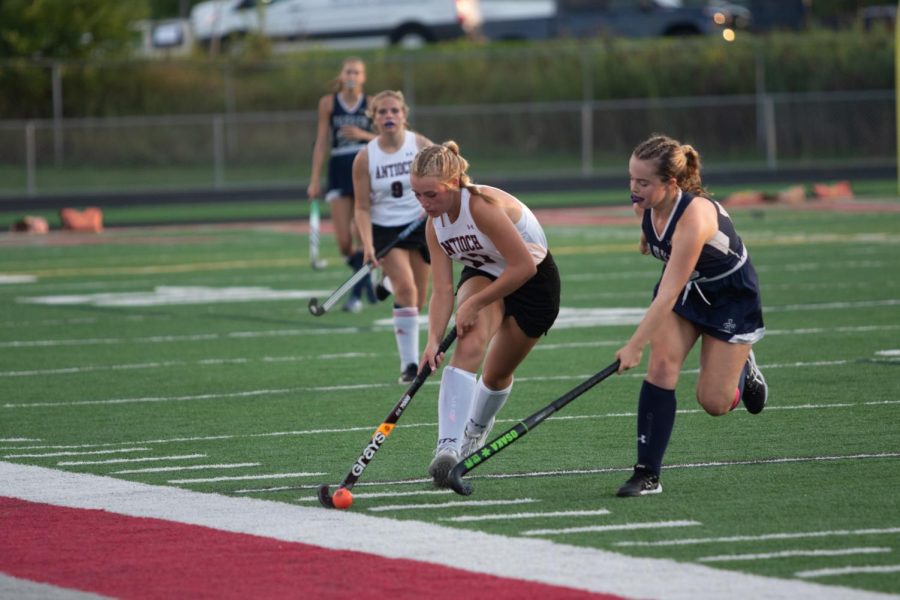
[636,380,676,476]
[346,250,364,300]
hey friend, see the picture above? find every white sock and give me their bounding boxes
[393,306,419,369]
[437,366,477,453]
[467,377,513,434]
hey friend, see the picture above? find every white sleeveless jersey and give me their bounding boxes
[432,188,548,277]
[367,131,421,226]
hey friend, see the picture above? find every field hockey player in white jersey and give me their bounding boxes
[411,141,561,488]
[352,90,434,384]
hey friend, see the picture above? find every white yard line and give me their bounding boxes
[442,509,611,523]
[5,357,899,409]
[523,520,701,536]
[4,448,150,458]
[698,548,893,562]
[796,565,900,579]
[297,489,453,501]
[367,498,538,512]
[0,353,377,378]
[113,462,260,474]
[58,454,206,466]
[3,461,888,600]
[2,312,898,350]
[167,471,326,484]
[615,528,900,547]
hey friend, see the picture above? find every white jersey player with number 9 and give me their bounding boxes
[352,90,433,384]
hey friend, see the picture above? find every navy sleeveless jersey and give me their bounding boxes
[330,94,372,157]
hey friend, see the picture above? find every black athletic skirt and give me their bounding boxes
[372,219,430,263]
[457,252,560,338]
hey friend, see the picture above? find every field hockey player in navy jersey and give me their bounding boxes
[615,133,769,497]
[307,57,377,312]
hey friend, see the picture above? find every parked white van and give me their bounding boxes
[190,0,483,49]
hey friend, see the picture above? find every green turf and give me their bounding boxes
[1,197,898,594]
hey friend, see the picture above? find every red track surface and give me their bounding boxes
[1,497,626,599]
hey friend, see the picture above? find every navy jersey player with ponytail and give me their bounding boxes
[308,57,376,312]
[615,134,769,497]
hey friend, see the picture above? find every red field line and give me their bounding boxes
[0,497,625,600]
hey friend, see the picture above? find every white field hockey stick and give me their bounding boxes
[309,198,328,270]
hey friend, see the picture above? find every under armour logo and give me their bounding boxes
[638,434,648,444]
[467,224,475,230]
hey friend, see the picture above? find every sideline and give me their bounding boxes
[1,461,891,600]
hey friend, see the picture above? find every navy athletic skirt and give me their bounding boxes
[656,260,765,343]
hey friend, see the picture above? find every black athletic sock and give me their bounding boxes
[636,380,676,476]
[346,250,364,301]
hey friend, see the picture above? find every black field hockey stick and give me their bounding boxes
[447,359,621,496]
[317,327,457,508]
[308,214,426,316]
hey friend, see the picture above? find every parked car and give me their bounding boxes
[480,0,749,41]
[190,0,482,49]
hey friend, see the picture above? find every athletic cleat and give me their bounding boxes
[428,448,460,488]
[460,417,495,457]
[741,349,768,415]
[342,297,363,313]
[616,465,662,497]
[398,363,418,384]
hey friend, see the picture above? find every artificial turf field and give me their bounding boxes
[1,196,899,597]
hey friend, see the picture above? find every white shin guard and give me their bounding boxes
[392,306,419,369]
[437,366,477,453]
[467,377,513,434]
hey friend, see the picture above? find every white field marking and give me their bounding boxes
[367,498,539,512]
[442,509,611,523]
[273,453,900,497]
[0,352,377,378]
[534,340,621,350]
[698,548,893,562]
[0,274,37,284]
[4,401,898,455]
[796,565,900,579]
[616,528,900,548]
[0,327,362,349]
[297,489,453,501]
[0,437,41,442]
[524,521,702,536]
[58,454,206,466]
[4,447,150,458]
[2,463,890,600]
[17,286,333,307]
[877,350,900,357]
[5,355,887,410]
[0,573,110,600]
[167,471,326,484]
[113,462,260,474]
[4,311,900,351]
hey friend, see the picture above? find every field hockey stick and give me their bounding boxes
[317,327,457,508]
[308,213,426,316]
[309,198,328,271]
[447,359,621,497]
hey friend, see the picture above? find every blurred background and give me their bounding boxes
[0,0,895,203]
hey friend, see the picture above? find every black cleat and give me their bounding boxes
[741,349,768,415]
[398,363,418,384]
[617,464,662,497]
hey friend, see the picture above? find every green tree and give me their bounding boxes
[0,0,149,59]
